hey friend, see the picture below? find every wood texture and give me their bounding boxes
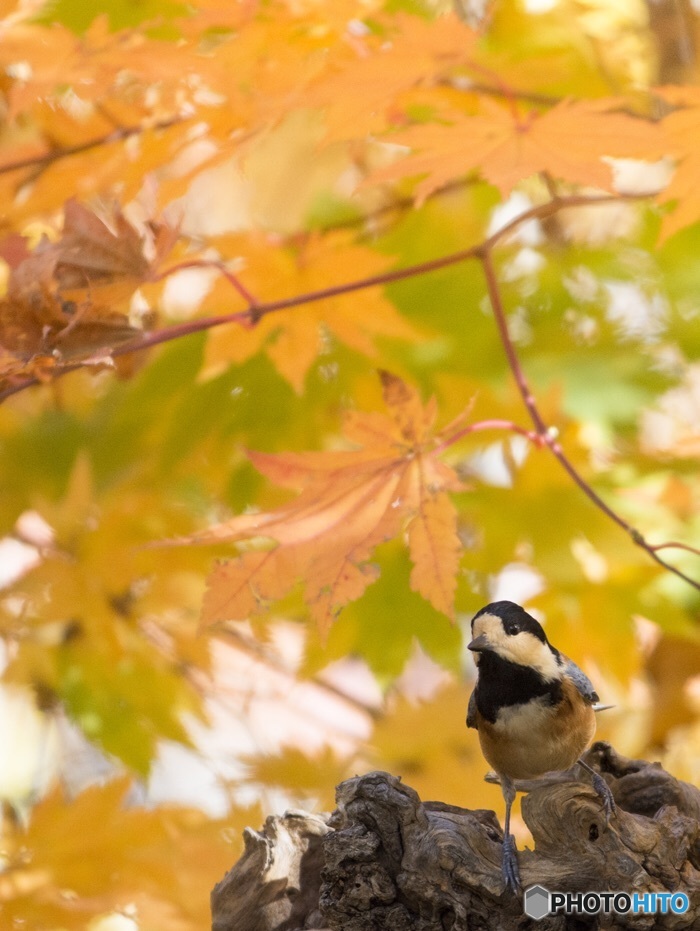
[211,742,700,930]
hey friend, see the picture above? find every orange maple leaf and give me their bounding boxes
[371,98,662,201]
[655,87,700,241]
[3,17,199,123]
[202,232,420,392]
[173,373,466,635]
[303,13,477,142]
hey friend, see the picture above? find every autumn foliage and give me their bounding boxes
[181,371,466,631]
[1,0,700,928]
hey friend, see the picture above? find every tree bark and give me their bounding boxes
[211,742,700,930]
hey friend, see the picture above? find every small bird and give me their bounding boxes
[466,600,615,893]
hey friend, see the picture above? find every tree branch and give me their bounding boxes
[211,745,700,931]
[479,248,700,592]
[0,193,633,405]
[2,190,697,593]
[434,419,545,453]
[0,116,186,178]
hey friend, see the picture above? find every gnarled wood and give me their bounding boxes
[211,809,331,931]
[211,743,700,930]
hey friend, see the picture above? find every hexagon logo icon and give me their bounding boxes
[524,885,550,920]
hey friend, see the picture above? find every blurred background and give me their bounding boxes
[0,0,699,928]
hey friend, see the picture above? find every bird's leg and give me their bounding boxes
[578,758,616,821]
[500,775,521,894]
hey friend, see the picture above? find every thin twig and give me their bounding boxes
[479,248,700,592]
[153,259,260,308]
[479,254,548,436]
[0,116,186,177]
[434,418,544,453]
[442,77,561,108]
[310,177,477,236]
[649,541,700,557]
[0,194,649,403]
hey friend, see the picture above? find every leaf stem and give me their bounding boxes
[153,259,260,308]
[434,419,544,453]
[649,541,700,557]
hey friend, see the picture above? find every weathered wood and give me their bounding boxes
[211,742,700,931]
[211,809,331,931]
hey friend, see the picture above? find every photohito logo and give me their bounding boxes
[524,885,690,920]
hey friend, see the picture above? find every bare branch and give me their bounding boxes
[479,248,700,592]
[649,540,700,557]
[0,116,186,178]
[0,193,637,405]
[2,189,696,593]
[434,419,545,453]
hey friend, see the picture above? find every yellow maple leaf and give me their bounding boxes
[656,86,700,241]
[303,12,477,142]
[201,232,421,392]
[3,776,250,931]
[371,97,663,201]
[170,373,467,635]
[408,489,461,618]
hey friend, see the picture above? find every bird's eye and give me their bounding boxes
[507,623,520,635]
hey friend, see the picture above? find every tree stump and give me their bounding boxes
[211,743,700,930]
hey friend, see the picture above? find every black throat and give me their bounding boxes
[475,651,562,723]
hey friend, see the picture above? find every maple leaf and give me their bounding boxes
[171,373,466,635]
[0,244,139,362]
[55,199,150,286]
[303,13,477,142]
[0,200,175,369]
[5,776,245,931]
[656,86,700,240]
[370,98,663,201]
[202,232,421,392]
[0,249,141,365]
[3,17,198,123]
[53,199,177,297]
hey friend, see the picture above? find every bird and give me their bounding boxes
[466,600,615,894]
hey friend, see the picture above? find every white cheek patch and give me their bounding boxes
[472,613,561,681]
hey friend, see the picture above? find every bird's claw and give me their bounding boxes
[578,759,617,824]
[502,833,521,894]
[591,771,616,823]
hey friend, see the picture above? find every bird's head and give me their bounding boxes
[468,600,561,680]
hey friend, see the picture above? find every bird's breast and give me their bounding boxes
[476,682,596,780]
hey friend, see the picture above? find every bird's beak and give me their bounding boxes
[468,633,491,652]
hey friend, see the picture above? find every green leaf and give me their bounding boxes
[39,0,188,34]
[303,540,463,682]
[58,637,197,775]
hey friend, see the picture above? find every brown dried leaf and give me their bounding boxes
[54,199,151,289]
[0,199,170,368]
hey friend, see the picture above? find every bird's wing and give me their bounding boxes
[563,657,599,705]
[466,689,478,729]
